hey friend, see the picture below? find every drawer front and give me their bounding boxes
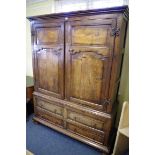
[67,110,104,130]
[36,98,63,116]
[35,106,64,127]
[67,121,104,144]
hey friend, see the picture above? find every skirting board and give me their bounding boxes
[33,116,110,154]
[26,150,34,155]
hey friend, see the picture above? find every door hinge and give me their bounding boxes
[104,99,111,105]
[111,27,120,37]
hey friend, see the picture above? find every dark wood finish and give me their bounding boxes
[26,77,34,119]
[33,22,65,99]
[26,86,34,100]
[27,6,128,21]
[66,120,105,144]
[35,106,64,127]
[28,6,128,154]
[65,17,115,112]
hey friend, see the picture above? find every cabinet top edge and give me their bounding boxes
[27,5,129,21]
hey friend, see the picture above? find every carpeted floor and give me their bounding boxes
[26,114,103,155]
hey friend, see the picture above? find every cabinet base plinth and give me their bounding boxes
[33,116,110,154]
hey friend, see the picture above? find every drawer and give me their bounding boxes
[67,120,104,144]
[35,106,64,127]
[36,98,63,116]
[67,110,104,130]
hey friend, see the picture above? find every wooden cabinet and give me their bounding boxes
[28,6,128,154]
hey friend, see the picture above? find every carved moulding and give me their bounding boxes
[36,47,62,55]
[69,48,110,57]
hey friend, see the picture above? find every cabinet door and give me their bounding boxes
[65,18,116,110]
[33,22,64,99]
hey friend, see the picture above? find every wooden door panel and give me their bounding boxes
[65,18,115,110]
[72,26,108,45]
[46,49,59,93]
[33,22,64,99]
[36,28,59,45]
[70,52,108,104]
[37,49,59,93]
[37,50,47,90]
[36,48,63,98]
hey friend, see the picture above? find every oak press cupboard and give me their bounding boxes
[27,6,128,154]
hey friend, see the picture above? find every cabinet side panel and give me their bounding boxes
[107,15,128,113]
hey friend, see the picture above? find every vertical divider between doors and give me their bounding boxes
[63,20,67,129]
[64,21,66,99]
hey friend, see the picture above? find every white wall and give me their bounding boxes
[26,0,54,76]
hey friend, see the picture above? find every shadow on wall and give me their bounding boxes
[116,25,129,127]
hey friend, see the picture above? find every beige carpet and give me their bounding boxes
[26,150,34,155]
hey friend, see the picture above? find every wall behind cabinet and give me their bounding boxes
[116,26,129,127]
[26,0,55,76]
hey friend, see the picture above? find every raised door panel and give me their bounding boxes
[33,22,64,99]
[70,52,109,104]
[72,26,108,45]
[36,28,59,45]
[65,18,116,111]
